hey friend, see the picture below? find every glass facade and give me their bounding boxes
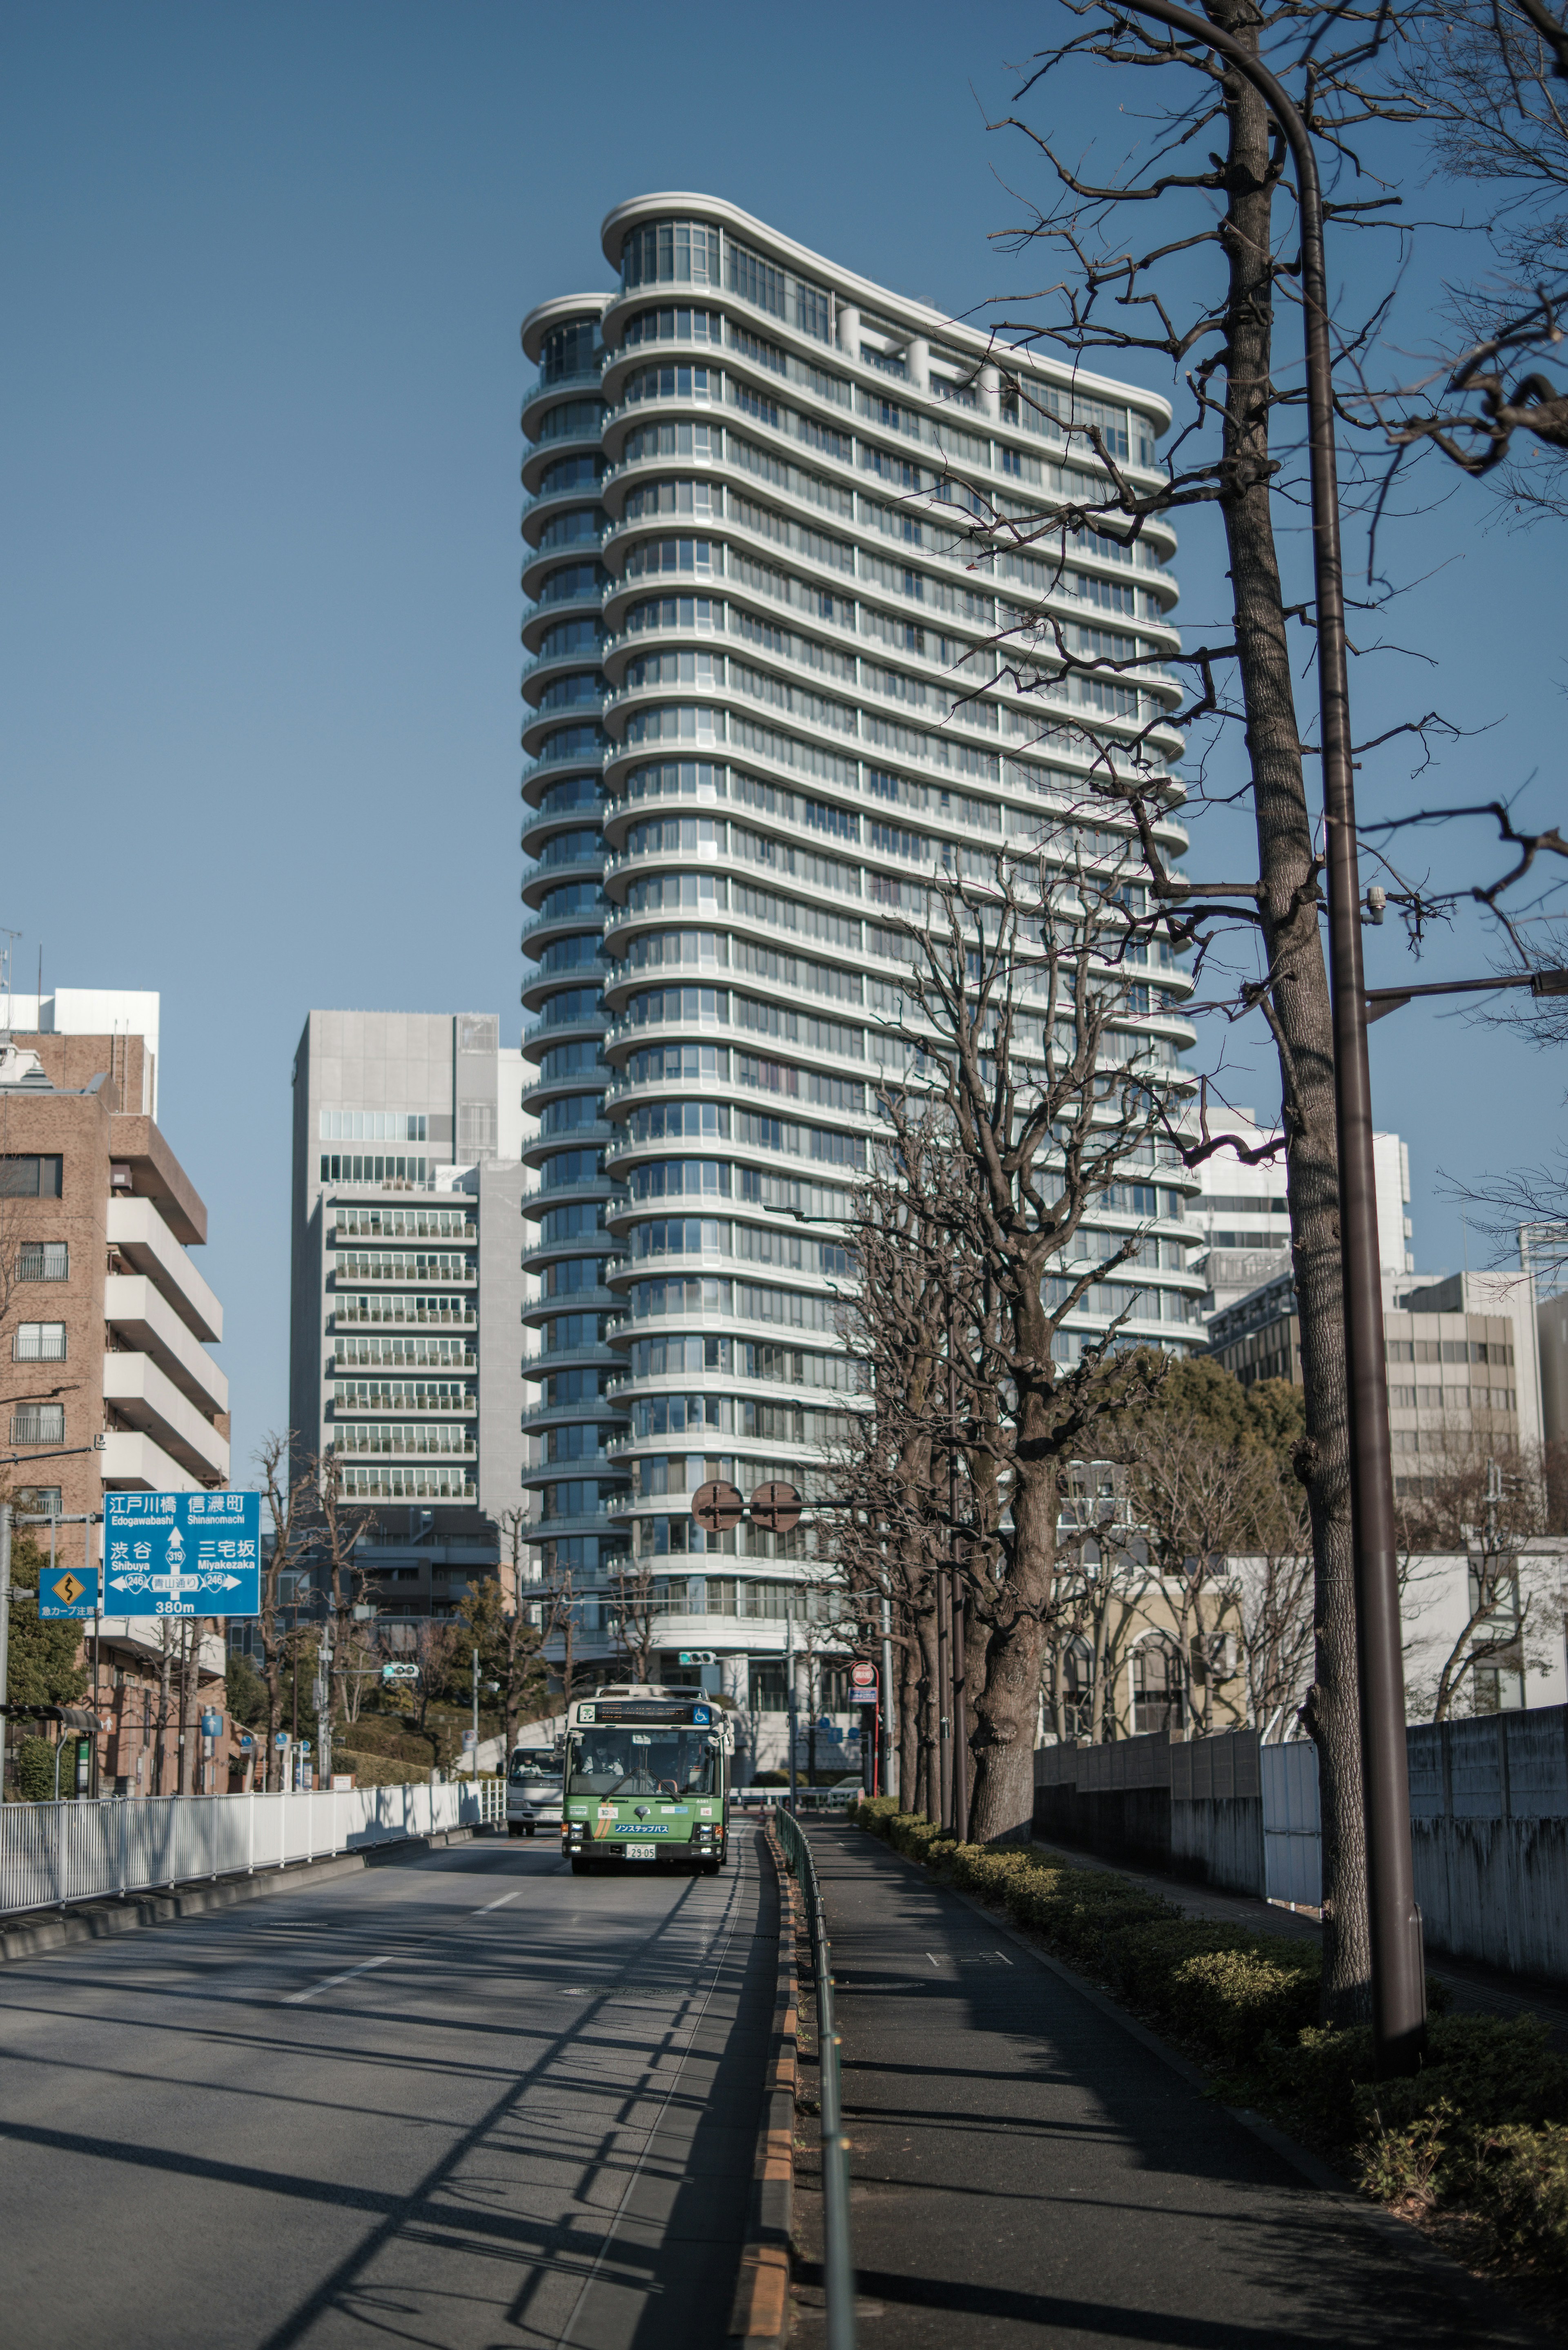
[523,206,1202,1735]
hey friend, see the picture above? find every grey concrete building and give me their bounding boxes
[288,1010,529,1616]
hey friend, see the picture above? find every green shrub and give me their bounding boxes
[1477,2123,1568,2263]
[14,1736,58,1803]
[857,1804,1568,2280]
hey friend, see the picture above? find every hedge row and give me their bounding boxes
[855,1798,1568,2281]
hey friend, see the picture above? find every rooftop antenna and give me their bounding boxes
[0,928,20,1032]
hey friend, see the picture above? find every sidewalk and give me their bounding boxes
[1026,1828,1568,2054]
[789,1822,1550,2350]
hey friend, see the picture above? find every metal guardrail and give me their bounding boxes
[775,1805,856,2350]
[0,1777,506,1920]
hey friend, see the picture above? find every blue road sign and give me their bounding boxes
[38,1564,100,1619]
[104,1492,261,1618]
[275,1733,290,1749]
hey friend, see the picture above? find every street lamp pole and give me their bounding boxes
[1122,0,1425,2070]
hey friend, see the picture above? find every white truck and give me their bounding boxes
[506,1746,564,1837]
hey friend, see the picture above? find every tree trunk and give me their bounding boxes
[968,1444,1057,1842]
[1208,0,1370,2022]
[915,1602,939,1819]
[898,1616,920,1805]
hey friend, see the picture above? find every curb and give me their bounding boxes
[856,1823,1557,2350]
[727,1816,799,2350]
[0,1826,483,1965]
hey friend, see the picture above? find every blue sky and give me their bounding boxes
[3,1,1562,1473]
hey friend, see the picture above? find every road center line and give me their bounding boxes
[475,1890,521,1912]
[282,1955,392,2005]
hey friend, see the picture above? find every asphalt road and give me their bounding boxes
[0,1828,774,2350]
[792,1824,1548,2350]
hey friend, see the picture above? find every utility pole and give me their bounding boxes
[879,1588,895,1803]
[1121,0,1427,2078]
[786,1592,798,1815]
[471,1645,480,1771]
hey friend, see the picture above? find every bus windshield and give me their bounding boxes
[566,1728,719,1799]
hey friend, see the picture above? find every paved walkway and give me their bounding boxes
[791,1823,1549,2350]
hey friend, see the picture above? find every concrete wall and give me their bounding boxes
[1408,1708,1568,1985]
[1034,1705,1568,1989]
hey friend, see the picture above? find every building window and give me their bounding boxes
[18,1242,68,1282]
[0,1155,63,1198]
[15,1485,62,1517]
[11,1404,65,1443]
[319,1110,427,1142]
[1131,1637,1181,1735]
[13,1322,67,1361]
[749,1661,788,1713]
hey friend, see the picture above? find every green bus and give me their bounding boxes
[560,1686,734,1875]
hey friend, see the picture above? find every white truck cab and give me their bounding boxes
[506,1746,564,1837]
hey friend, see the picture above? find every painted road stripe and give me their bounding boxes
[282,1955,392,2005]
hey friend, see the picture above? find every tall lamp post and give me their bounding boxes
[1120,0,1423,2070]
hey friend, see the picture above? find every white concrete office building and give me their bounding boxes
[288,1011,529,1618]
[1192,1106,1413,1318]
[520,195,1205,1735]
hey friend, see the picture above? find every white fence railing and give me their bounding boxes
[0,1778,506,1921]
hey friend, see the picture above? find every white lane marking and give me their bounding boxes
[555,1843,748,2348]
[476,1889,521,1912]
[282,1955,392,2005]
[996,1950,1014,1965]
[927,1952,939,1967]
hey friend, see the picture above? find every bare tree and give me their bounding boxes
[878,849,1184,1843]
[1397,1440,1557,1715]
[952,0,1527,2016]
[255,1432,318,1792]
[818,1108,960,1812]
[608,1558,660,1684]
[1363,0,1568,511]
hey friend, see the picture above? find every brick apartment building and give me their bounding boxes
[0,996,237,1795]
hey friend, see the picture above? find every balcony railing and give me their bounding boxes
[333,1305,477,1328]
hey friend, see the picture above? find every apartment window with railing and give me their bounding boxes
[18,1242,68,1282]
[11,1403,65,1444]
[13,1322,67,1361]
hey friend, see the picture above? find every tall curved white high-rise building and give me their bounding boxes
[520,196,1203,1746]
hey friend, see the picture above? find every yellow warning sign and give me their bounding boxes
[51,1573,86,1606]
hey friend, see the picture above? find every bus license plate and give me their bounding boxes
[624,1844,657,1862]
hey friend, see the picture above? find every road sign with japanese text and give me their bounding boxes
[104,1492,261,1617]
[39,1565,100,1619]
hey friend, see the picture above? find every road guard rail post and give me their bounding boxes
[775,1805,856,2350]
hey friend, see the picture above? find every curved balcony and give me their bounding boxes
[521,646,605,709]
[521,366,607,442]
[521,956,612,1014]
[521,481,610,552]
[522,999,607,1054]
[521,791,605,860]
[522,1279,621,1321]
[521,581,605,656]
[521,851,604,908]
[522,693,609,763]
[521,901,608,962]
[520,1058,612,1114]
[520,736,607,804]
[523,1342,619,1381]
[522,417,606,497]
[599,328,728,417]
[522,532,608,606]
